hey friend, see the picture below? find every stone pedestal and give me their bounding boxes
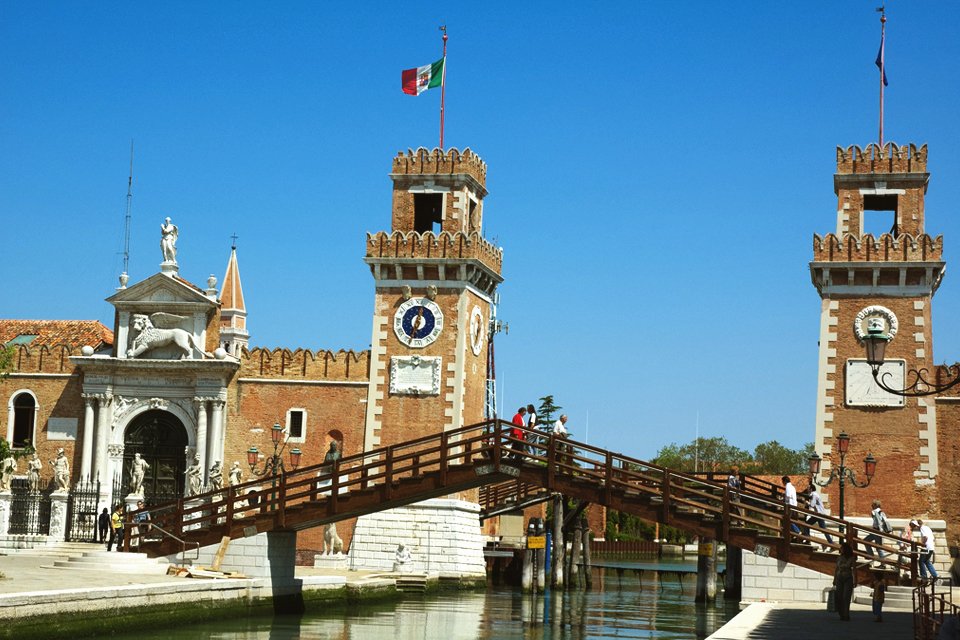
[124,494,143,513]
[313,552,348,570]
[0,492,11,536]
[49,492,69,542]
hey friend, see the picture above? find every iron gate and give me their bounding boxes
[8,478,51,535]
[65,479,101,542]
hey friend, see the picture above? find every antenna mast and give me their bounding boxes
[122,140,134,275]
[485,293,507,421]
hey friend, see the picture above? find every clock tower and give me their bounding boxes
[810,143,942,518]
[363,147,503,451]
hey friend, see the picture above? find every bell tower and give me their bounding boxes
[809,142,943,517]
[363,147,503,451]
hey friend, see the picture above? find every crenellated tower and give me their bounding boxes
[810,142,943,518]
[363,147,503,451]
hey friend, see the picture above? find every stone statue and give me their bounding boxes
[27,454,42,492]
[323,522,343,555]
[228,461,242,487]
[208,460,223,492]
[322,442,341,469]
[0,455,16,491]
[185,453,203,496]
[160,217,178,263]
[50,448,69,492]
[393,543,413,573]
[130,453,150,495]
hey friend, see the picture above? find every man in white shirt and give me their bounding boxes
[781,476,801,536]
[803,485,834,548]
[915,519,939,582]
[551,415,568,437]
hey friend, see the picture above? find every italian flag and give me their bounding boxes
[402,57,445,96]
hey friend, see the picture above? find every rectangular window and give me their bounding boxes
[287,409,306,442]
[413,193,443,234]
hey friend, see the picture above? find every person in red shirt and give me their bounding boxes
[509,407,527,459]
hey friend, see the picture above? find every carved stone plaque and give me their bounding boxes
[389,356,441,396]
[845,359,906,407]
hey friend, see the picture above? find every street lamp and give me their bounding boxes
[808,431,877,520]
[864,321,960,396]
[247,423,302,478]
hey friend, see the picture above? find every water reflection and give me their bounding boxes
[107,568,738,640]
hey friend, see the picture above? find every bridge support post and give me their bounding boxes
[551,494,564,590]
[522,548,534,592]
[724,544,742,599]
[695,537,717,602]
[569,518,582,588]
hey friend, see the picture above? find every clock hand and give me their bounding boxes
[409,307,425,343]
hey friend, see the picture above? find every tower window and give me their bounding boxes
[414,193,443,234]
[862,194,899,237]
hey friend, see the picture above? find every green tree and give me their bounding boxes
[652,436,749,472]
[750,440,814,474]
[537,395,562,425]
[0,345,13,380]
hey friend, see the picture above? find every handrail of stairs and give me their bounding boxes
[138,522,200,565]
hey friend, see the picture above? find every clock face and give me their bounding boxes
[469,306,484,356]
[393,297,444,348]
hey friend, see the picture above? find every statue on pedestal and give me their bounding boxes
[0,455,15,491]
[393,543,413,573]
[185,453,203,496]
[323,522,343,555]
[50,448,69,492]
[130,453,150,495]
[160,217,178,263]
[27,454,42,492]
[208,460,223,492]
[228,461,242,487]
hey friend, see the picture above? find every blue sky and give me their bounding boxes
[2,2,959,461]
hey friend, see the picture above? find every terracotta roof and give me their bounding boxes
[0,320,114,349]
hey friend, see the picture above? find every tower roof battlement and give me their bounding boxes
[365,230,503,275]
[836,142,927,175]
[813,232,943,263]
[392,147,486,186]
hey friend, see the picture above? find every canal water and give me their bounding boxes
[108,565,740,640]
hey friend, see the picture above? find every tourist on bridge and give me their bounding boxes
[509,407,526,459]
[802,485,834,549]
[914,519,940,583]
[781,476,802,537]
[864,499,891,558]
[834,542,857,621]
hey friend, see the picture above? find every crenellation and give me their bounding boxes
[241,347,370,381]
[366,230,503,274]
[812,232,942,262]
[836,142,928,174]
[9,343,80,374]
[392,147,486,185]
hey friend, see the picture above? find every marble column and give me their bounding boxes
[209,400,225,471]
[195,399,208,487]
[94,395,112,487]
[49,492,69,542]
[80,395,95,481]
[0,492,11,536]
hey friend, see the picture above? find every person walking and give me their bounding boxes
[781,476,802,537]
[107,504,125,552]
[834,542,858,621]
[97,507,110,544]
[915,519,940,583]
[803,485,834,549]
[871,569,886,622]
[727,465,742,524]
[132,500,151,546]
[864,499,891,558]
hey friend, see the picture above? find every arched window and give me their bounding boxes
[11,392,37,448]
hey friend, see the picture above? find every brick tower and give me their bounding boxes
[810,142,942,518]
[362,147,503,451]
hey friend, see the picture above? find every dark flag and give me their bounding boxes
[875,34,888,86]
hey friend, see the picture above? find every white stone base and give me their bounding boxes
[313,552,349,569]
[163,530,297,582]
[348,498,486,576]
[741,551,833,604]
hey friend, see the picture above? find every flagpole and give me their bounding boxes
[878,6,886,147]
[439,25,447,150]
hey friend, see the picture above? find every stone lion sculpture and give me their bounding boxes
[323,522,344,555]
[127,313,211,359]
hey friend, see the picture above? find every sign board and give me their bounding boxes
[698,542,714,556]
[754,543,770,558]
[527,536,546,549]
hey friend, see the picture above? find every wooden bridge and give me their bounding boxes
[128,419,918,584]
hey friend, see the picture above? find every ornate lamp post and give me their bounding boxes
[808,431,877,520]
[863,320,960,396]
[247,423,302,478]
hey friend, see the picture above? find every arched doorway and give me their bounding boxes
[123,410,188,505]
